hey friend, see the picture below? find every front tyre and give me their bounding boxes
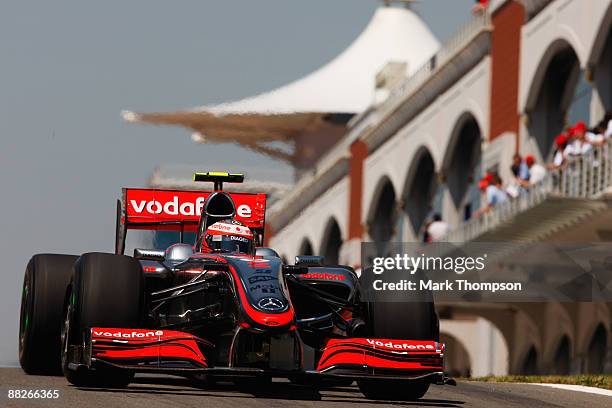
[19,254,78,375]
[358,275,438,400]
[61,252,144,388]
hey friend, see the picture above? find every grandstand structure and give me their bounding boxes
[125,0,612,376]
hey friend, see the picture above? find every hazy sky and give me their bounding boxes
[0,0,473,365]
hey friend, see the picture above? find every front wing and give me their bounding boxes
[72,328,446,383]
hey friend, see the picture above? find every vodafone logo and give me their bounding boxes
[236,205,252,218]
[93,330,164,339]
[302,272,345,281]
[366,339,434,350]
[208,222,253,237]
[129,196,252,218]
[130,196,205,216]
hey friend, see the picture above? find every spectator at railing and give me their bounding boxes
[475,173,508,216]
[508,153,530,196]
[586,113,612,145]
[426,213,450,242]
[472,0,489,15]
[449,111,612,241]
[525,155,546,185]
[564,121,593,158]
[511,153,530,181]
[586,124,606,146]
[548,133,568,169]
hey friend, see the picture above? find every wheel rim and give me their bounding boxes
[19,272,31,353]
[60,301,72,370]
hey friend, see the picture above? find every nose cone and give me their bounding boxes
[225,256,295,329]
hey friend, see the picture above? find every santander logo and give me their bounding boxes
[129,196,252,218]
[366,339,434,350]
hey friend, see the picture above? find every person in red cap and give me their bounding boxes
[574,120,587,134]
[525,155,546,185]
[475,173,508,217]
[472,0,489,14]
[548,133,568,169]
[564,121,592,157]
[478,178,489,192]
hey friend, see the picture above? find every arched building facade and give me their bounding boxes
[132,0,612,376]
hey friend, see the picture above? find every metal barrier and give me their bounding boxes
[445,140,612,242]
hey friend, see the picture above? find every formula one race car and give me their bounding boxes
[19,172,449,401]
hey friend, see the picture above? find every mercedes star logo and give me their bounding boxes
[257,297,284,311]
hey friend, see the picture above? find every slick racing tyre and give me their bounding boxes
[20,254,78,375]
[61,252,144,388]
[358,273,439,400]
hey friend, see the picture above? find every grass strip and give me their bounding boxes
[463,375,612,390]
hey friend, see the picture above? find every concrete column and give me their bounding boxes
[489,0,524,148]
[344,140,368,267]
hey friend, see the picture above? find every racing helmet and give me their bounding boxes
[202,219,254,254]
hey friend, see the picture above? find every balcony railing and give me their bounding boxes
[445,140,612,242]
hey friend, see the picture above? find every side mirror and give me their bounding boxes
[134,248,165,262]
[295,255,324,267]
[255,247,281,258]
[282,265,309,275]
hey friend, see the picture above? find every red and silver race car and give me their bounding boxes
[18,172,450,400]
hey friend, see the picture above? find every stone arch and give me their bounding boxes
[588,3,612,121]
[401,146,437,236]
[440,331,472,378]
[442,304,539,375]
[525,39,581,158]
[298,238,314,256]
[585,323,608,374]
[440,314,510,377]
[551,335,572,375]
[441,112,483,221]
[587,1,612,67]
[521,345,539,375]
[366,175,398,244]
[319,217,342,265]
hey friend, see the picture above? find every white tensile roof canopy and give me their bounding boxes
[122,3,440,167]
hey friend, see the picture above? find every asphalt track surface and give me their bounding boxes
[1,368,609,408]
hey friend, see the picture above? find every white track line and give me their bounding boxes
[529,383,612,397]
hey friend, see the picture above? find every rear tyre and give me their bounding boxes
[358,279,438,400]
[61,252,144,388]
[19,254,78,375]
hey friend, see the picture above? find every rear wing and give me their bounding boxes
[115,188,266,254]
